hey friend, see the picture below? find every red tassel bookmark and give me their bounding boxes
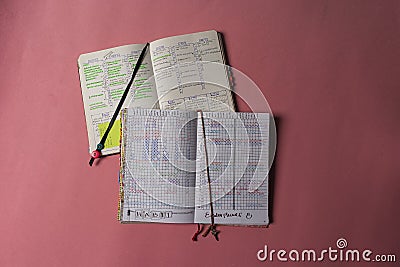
[192,224,204,241]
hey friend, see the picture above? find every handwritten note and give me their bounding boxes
[119,108,270,225]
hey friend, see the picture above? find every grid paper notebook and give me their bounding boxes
[118,108,270,226]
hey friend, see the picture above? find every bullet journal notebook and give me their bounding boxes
[118,108,270,226]
[78,30,234,156]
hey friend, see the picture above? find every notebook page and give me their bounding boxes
[149,30,235,112]
[78,44,158,155]
[194,112,270,225]
[119,108,197,223]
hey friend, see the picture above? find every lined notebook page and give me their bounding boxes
[149,30,235,112]
[78,44,158,155]
[194,112,270,225]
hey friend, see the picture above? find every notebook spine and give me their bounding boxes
[117,109,127,221]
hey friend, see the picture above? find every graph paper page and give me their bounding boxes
[120,108,197,223]
[194,112,270,225]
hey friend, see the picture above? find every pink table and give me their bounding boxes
[1,1,399,266]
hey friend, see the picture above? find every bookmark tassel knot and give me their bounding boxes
[202,225,220,241]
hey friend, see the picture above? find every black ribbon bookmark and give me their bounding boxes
[89,43,150,166]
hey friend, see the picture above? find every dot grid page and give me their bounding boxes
[120,108,198,223]
[194,112,270,225]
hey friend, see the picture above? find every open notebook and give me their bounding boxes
[118,108,270,226]
[78,30,234,156]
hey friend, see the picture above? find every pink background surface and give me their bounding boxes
[1,1,399,266]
